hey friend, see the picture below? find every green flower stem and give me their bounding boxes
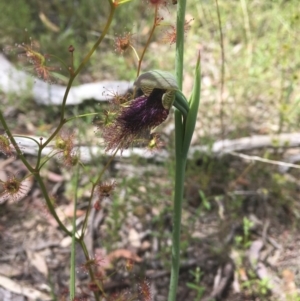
[78,237,103,300]
[70,167,79,300]
[70,169,103,300]
[61,1,116,114]
[168,150,187,301]
[33,0,116,237]
[168,0,187,300]
[34,2,116,170]
[175,0,186,89]
[136,6,158,77]
[80,147,120,238]
[39,0,116,151]
[35,174,73,237]
[35,127,63,171]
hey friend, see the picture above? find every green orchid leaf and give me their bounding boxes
[183,52,201,155]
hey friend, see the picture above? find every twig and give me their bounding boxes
[229,151,300,170]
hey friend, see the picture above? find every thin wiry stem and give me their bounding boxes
[40,2,116,151]
[70,167,79,300]
[136,6,158,77]
[80,146,120,238]
[130,44,140,62]
[215,0,226,142]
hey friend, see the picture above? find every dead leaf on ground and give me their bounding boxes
[0,275,51,300]
[99,248,142,270]
[26,250,48,277]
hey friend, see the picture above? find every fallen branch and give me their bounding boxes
[13,133,300,167]
[192,133,300,156]
[229,151,300,170]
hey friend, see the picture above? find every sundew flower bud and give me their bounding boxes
[138,279,152,301]
[163,19,193,46]
[55,131,74,151]
[96,181,116,199]
[0,135,14,157]
[103,70,179,152]
[54,131,80,167]
[17,41,58,84]
[63,151,80,167]
[114,32,134,54]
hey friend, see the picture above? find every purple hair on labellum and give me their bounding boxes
[102,70,181,152]
[117,88,169,134]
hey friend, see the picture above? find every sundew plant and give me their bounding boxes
[0,0,200,300]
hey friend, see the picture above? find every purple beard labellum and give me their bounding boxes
[103,88,169,152]
[118,88,169,133]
